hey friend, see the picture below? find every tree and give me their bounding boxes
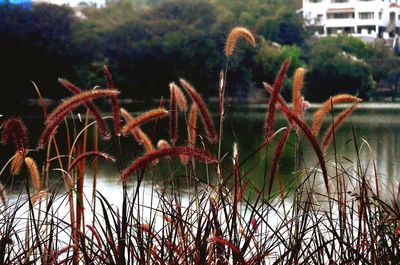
[367,40,400,100]
[0,4,77,113]
[305,35,374,102]
[259,9,306,46]
[253,37,304,100]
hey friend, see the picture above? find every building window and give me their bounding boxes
[331,0,349,2]
[379,12,382,19]
[327,12,355,19]
[359,12,374,19]
[309,0,322,2]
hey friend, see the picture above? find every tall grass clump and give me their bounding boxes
[0,26,399,265]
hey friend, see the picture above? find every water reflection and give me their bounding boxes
[3,103,400,197]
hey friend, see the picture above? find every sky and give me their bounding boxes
[52,0,105,7]
[34,0,106,8]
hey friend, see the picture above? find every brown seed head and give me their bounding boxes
[119,146,217,182]
[25,157,41,191]
[121,108,168,137]
[292,67,305,116]
[322,104,358,151]
[11,151,24,176]
[38,89,118,150]
[188,104,198,146]
[0,182,8,207]
[312,94,361,136]
[225,27,256,57]
[179,78,216,144]
[170,83,187,112]
[2,117,29,152]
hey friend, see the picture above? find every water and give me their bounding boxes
[3,103,400,198]
[2,103,399,263]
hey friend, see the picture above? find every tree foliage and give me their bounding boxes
[0,0,397,113]
[305,35,374,101]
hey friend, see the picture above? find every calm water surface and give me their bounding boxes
[4,103,400,197]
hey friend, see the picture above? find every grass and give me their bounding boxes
[0,27,399,264]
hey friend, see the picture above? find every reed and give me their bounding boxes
[179,78,216,144]
[121,108,168,137]
[10,150,24,175]
[264,59,291,141]
[225,27,256,56]
[1,117,29,152]
[268,127,291,197]
[119,146,217,182]
[170,82,187,112]
[0,182,8,207]
[292,67,305,116]
[37,89,118,149]
[312,94,361,136]
[103,65,121,136]
[136,128,155,154]
[24,157,41,191]
[169,83,178,145]
[58,78,111,140]
[157,139,171,150]
[188,104,198,146]
[322,104,358,151]
[67,151,115,173]
[1,28,397,265]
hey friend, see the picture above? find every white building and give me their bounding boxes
[302,0,400,41]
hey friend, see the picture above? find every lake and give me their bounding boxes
[3,102,400,199]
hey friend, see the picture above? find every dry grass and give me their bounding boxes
[0,28,398,265]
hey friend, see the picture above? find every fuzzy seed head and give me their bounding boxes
[312,94,361,136]
[225,27,256,56]
[121,108,168,137]
[0,182,8,207]
[25,157,41,191]
[179,78,216,144]
[2,117,29,152]
[11,151,24,176]
[292,67,305,116]
[188,104,198,146]
[322,104,358,151]
[170,83,187,112]
[157,139,171,150]
[120,146,217,182]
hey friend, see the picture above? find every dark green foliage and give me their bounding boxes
[305,35,374,101]
[260,9,305,46]
[0,4,76,113]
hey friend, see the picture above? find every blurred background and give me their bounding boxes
[0,0,399,114]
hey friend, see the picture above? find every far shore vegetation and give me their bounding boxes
[1,0,400,115]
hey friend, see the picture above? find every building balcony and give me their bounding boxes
[325,18,356,27]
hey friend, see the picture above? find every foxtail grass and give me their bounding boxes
[312,94,361,136]
[121,108,168,137]
[0,29,398,265]
[292,67,305,116]
[10,150,24,176]
[170,82,187,112]
[103,65,121,136]
[264,58,291,141]
[58,78,111,140]
[322,104,358,151]
[24,157,41,191]
[225,27,256,56]
[119,146,217,182]
[179,78,216,144]
[37,89,118,150]
[1,117,29,152]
